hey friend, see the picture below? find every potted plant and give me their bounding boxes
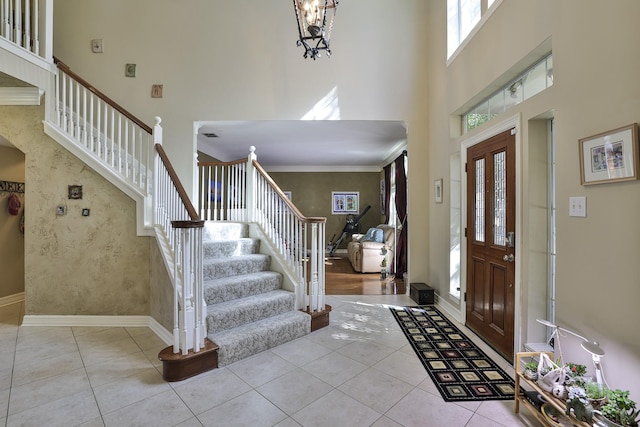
[564,362,588,388]
[594,389,640,427]
[585,380,608,409]
[566,386,594,423]
[524,361,538,381]
[566,362,587,378]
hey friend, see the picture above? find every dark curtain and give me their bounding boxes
[383,163,392,223]
[394,153,408,278]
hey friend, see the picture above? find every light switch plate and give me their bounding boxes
[569,196,586,217]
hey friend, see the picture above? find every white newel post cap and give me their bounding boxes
[154,116,163,145]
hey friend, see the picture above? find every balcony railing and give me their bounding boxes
[0,0,53,60]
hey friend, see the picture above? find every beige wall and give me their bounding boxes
[0,105,151,315]
[426,0,640,399]
[269,172,384,249]
[0,146,25,299]
[48,0,640,400]
[53,0,429,197]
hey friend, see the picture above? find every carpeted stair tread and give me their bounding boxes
[203,238,260,258]
[206,290,296,333]
[208,310,311,366]
[203,254,270,280]
[203,271,282,304]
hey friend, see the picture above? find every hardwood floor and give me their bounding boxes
[324,254,406,295]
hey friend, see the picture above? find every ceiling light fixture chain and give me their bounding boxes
[292,0,339,60]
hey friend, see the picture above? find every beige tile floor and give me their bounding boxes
[0,295,540,427]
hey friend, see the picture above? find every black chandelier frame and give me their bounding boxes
[292,0,338,60]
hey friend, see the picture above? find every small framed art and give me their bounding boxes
[579,123,639,185]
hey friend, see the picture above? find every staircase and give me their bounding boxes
[0,1,328,376]
[202,221,311,366]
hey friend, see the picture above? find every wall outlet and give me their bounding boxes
[91,39,103,53]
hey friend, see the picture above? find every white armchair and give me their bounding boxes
[347,224,396,273]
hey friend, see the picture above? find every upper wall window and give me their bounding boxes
[463,54,554,132]
[447,0,500,59]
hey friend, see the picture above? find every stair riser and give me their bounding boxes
[206,292,296,334]
[203,239,260,258]
[204,256,270,280]
[211,312,311,367]
[204,222,249,240]
[204,272,282,305]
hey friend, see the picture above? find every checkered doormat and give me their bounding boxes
[389,306,517,402]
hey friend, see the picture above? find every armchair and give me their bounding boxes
[347,224,396,273]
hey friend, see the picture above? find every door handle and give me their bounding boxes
[503,254,514,262]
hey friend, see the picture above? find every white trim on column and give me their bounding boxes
[0,87,43,105]
[0,292,25,307]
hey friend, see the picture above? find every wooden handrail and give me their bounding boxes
[252,160,326,224]
[54,57,153,135]
[156,144,200,221]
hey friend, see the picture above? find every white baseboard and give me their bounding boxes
[21,314,151,327]
[435,292,464,324]
[21,314,175,346]
[149,318,174,346]
[0,292,25,307]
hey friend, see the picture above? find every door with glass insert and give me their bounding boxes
[466,128,515,362]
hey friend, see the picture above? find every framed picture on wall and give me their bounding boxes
[579,123,639,185]
[332,191,359,214]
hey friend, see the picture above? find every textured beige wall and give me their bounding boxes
[0,146,25,299]
[0,104,151,315]
[269,172,384,250]
[150,238,173,332]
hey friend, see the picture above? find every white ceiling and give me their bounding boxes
[196,120,408,171]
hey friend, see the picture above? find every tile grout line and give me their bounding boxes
[3,307,20,427]
[71,324,106,424]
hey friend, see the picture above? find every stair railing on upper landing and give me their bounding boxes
[0,0,53,60]
[46,59,206,356]
[198,148,327,313]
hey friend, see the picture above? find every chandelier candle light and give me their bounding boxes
[293,0,338,59]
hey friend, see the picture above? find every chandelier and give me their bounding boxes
[292,0,339,60]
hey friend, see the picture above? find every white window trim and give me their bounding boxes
[447,0,503,66]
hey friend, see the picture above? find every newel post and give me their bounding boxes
[152,117,163,227]
[39,0,54,60]
[246,146,257,222]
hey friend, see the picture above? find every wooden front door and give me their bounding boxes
[466,129,516,362]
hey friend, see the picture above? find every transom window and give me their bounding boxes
[463,54,553,133]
